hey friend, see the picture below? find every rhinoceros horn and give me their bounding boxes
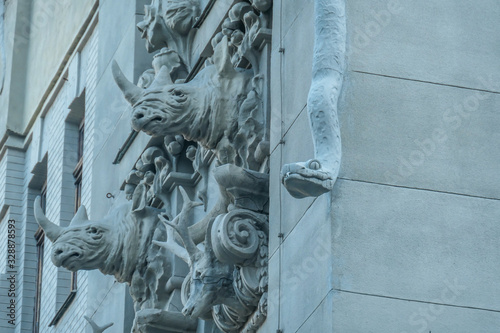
[112,60,143,105]
[34,196,64,242]
[70,204,89,226]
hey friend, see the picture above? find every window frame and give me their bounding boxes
[32,181,47,333]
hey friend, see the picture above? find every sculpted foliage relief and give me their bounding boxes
[36,1,273,332]
[34,0,346,331]
[116,1,273,330]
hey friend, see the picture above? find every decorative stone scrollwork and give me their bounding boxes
[211,210,265,265]
[155,183,268,333]
[111,0,274,331]
[210,1,271,74]
[124,138,214,217]
[211,209,268,332]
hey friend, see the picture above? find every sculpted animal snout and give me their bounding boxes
[52,244,82,268]
[131,110,148,131]
[131,108,166,135]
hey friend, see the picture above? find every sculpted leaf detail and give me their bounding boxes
[137,0,200,69]
[111,2,274,332]
[154,187,268,332]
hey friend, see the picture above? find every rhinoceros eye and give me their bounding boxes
[88,227,99,234]
[172,89,184,97]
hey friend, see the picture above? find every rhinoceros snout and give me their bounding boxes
[52,245,82,268]
[131,109,165,135]
[131,110,150,131]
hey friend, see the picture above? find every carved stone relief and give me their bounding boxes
[33,197,198,332]
[112,33,267,172]
[137,0,201,70]
[32,0,347,331]
[111,1,272,331]
[281,0,346,198]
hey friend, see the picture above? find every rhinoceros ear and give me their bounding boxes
[149,66,173,89]
[213,36,236,77]
[34,196,64,242]
[70,205,89,226]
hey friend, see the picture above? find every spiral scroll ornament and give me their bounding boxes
[211,210,268,265]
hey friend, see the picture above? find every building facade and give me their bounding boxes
[0,0,499,332]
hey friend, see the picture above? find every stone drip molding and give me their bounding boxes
[281,0,346,198]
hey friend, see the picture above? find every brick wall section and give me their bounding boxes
[0,215,8,274]
[82,29,98,211]
[8,149,26,333]
[0,148,27,332]
[38,81,71,332]
[19,188,41,333]
[19,140,42,332]
[35,28,98,333]
[0,215,14,333]
[0,8,98,333]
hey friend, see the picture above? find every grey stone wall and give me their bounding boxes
[267,0,500,332]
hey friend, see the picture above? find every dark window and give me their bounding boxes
[33,182,47,333]
[71,119,85,292]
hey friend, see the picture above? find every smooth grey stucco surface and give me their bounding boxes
[347,0,500,93]
[278,193,334,333]
[340,71,500,200]
[23,0,97,134]
[331,179,500,310]
[332,291,500,332]
[268,0,500,332]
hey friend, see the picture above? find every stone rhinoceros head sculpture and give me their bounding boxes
[34,197,114,272]
[112,36,265,170]
[33,197,166,283]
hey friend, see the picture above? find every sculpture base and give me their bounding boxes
[214,164,269,213]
